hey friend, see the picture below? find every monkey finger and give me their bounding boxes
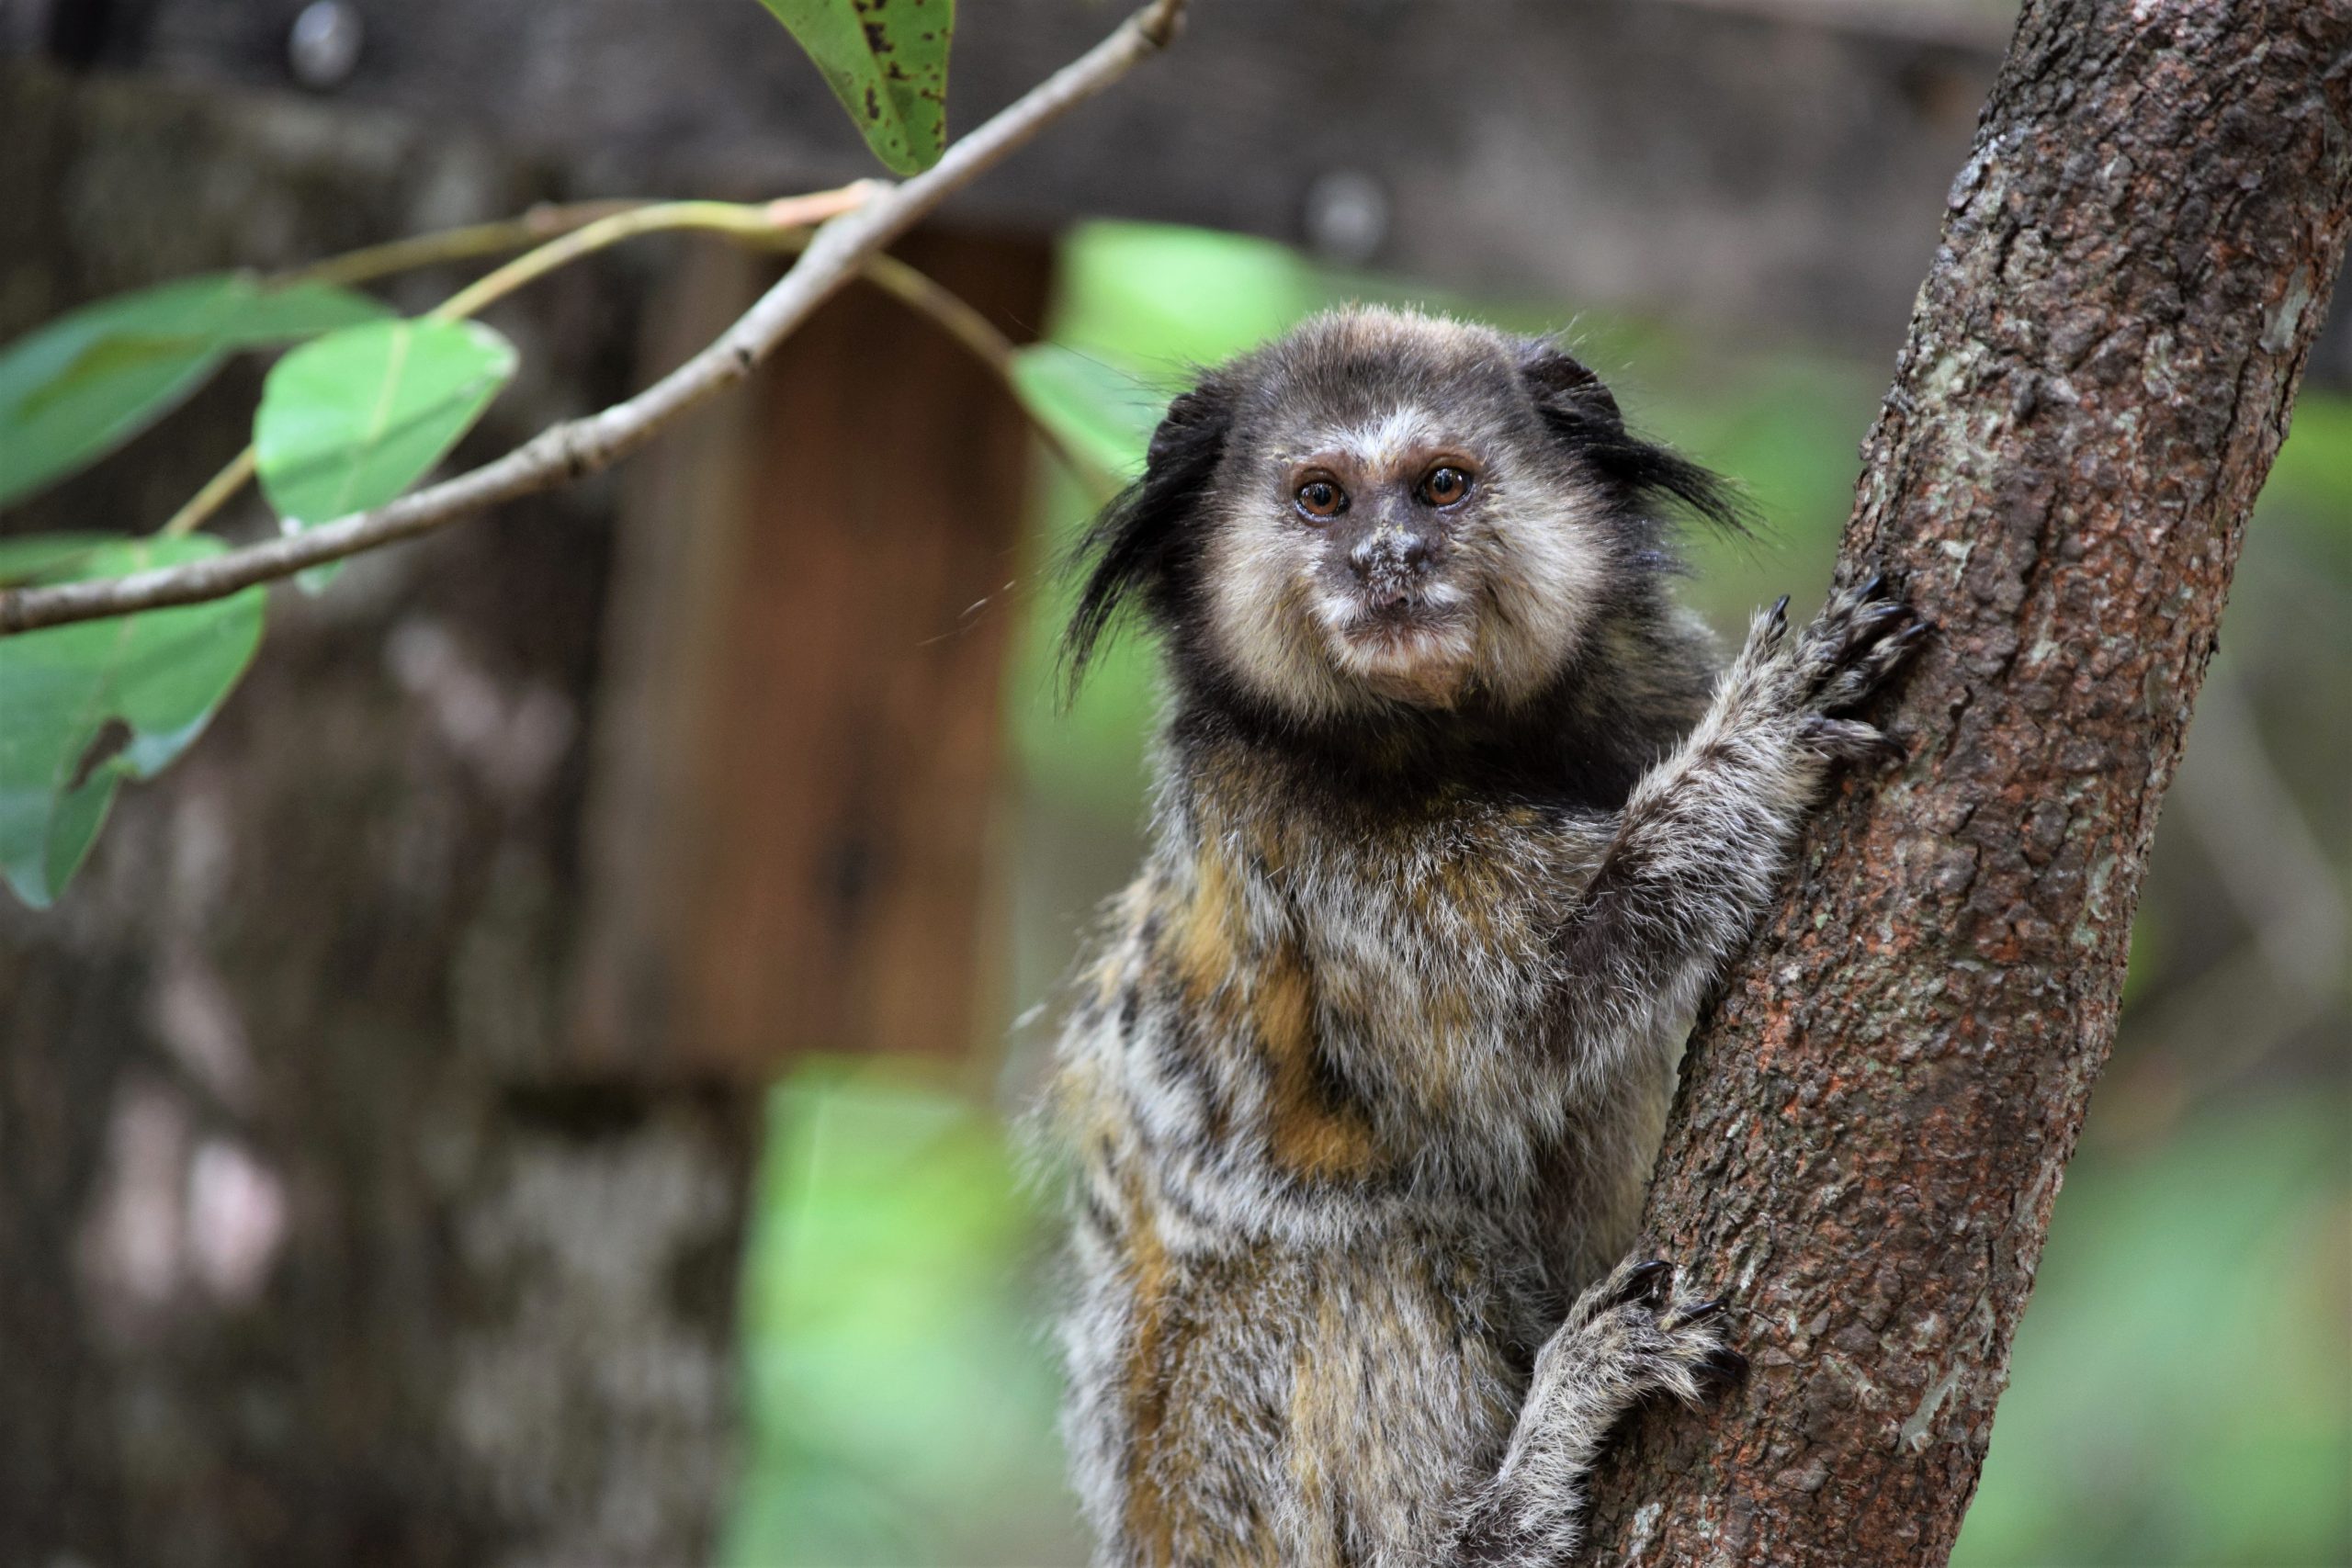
[1801,716,1905,767]
[1698,1346,1751,1389]
[1611,1258,1676,1308]
[1666,1296,1727,1329]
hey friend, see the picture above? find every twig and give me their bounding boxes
[156,187,878,542]
[424,189,872,323]
[415,189,1114,488]
[157,447,260,539]
[854,252,1124,499]
[2,0,1185,636]
[288,200,645,289]
[161,191,1108,542]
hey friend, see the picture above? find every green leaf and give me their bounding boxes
[0,533,114,586]
[0,274,390,510]
[254,318,517,535]
[204,279,395,347]
[755,0,953,175]
[0,537,266,908]
[1008,344,1162,480]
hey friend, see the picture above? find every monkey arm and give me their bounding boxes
[1415,584,1918,1566]
[1544,581,1923,1067]
[1436,1256,1738,1566]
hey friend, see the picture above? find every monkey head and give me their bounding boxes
[1063,307,1741,724]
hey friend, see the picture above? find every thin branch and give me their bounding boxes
[424,188,873,323]
[853,252,1124,500]
[155,188,877,542]
[163,192,1108,545]
[288,188,864,299]
[2,0,1186,636]
[288,200,645,289]
[158,447,259,539]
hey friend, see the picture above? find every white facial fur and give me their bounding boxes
[1200,397,1617,720]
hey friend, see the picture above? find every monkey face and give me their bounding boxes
[1199,355,1617,717]
[1278,434,1491,709]
[1063,308,1742,725]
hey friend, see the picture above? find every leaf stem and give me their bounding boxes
[153,188,876,543]
[288,200,645,289]
[158,446,259,539]
[425,187,875,323]
[853,252,1123,499]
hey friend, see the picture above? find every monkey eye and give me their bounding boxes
[1295,478,1347,521]
[1419,466,1473,507]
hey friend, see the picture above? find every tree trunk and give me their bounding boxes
[1580,5,2352,1564]
[0,66,759,1568]
[0,62,1043,1566]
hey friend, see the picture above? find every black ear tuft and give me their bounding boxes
[1059,378,1234,702]
[1519,343,1750,537]
[1520,344,1623,427]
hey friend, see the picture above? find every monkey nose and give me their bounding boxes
[1349,533,1431,600]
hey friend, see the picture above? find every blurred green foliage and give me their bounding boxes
[722,1064,1081,1567]
[726,221,2352,1568]
[1955,1101,2350,1566]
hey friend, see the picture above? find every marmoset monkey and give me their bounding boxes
[1040,307,1922,1566]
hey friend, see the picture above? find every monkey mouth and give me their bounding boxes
[1349,595,1443,629]
[1325,601,1477,705]
[1339,581,1471,639]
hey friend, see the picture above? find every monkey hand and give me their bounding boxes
[1742,572,1928,769]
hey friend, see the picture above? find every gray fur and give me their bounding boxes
[1038,308,1919,1567]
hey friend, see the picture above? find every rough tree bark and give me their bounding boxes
[1579,5,2352,1564]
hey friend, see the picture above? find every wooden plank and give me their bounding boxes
[578,228,1053,1075]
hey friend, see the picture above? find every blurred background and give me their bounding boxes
[1,1,2344,1565]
